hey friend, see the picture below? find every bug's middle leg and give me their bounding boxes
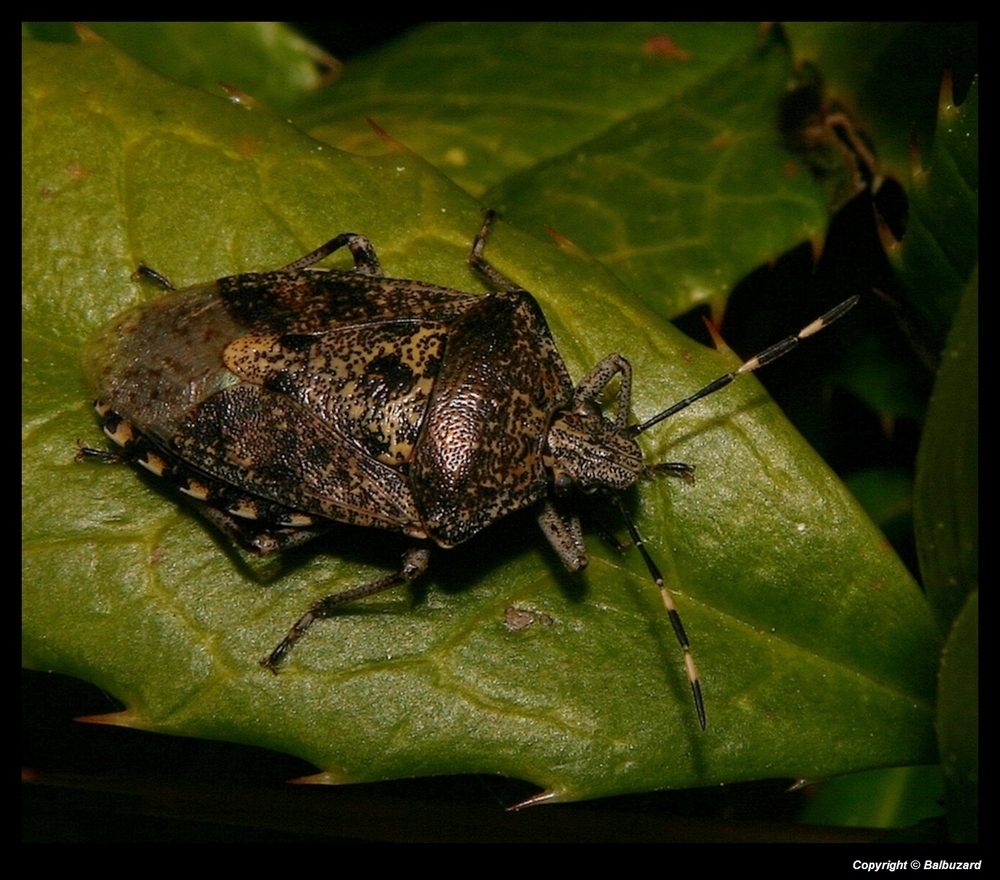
[278,233,383,276]
[261,546,431,671]
[468,209,530,293]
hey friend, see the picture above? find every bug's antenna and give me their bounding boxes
[630,296,859,437]
[613,496,706,730]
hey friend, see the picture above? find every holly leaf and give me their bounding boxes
[301,23,832,319]
[23,33,938,806]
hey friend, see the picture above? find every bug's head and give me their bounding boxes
[545,405,644,497]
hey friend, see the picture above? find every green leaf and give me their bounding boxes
[23,36,938,805]
[895,74,979,354]
[298,23,762,196]
[915,269,977,629]
[913,269,977,841]
[938,591,978,843]
[483,28,831,318]
[82,22,338,114]
[303,23,832,319]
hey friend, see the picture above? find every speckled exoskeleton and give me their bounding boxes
[82,210,857,730]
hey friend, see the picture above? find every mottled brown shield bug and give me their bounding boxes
[81,211,857,731]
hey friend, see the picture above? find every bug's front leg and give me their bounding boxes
[261,546,431,672]
[572,354,633,431]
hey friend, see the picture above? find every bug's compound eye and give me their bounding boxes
[553,469,574,494]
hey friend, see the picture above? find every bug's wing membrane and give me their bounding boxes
[83,285,250,443]
[173,383,423,533]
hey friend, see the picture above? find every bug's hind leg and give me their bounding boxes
[261,546,431,672]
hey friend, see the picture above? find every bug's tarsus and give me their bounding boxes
[74,440,124,464]
[631,294,860,437]
[133,263,175,291]
[649,461,697,483]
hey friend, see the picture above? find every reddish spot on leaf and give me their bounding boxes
[65,162,89,181]
[642,34,692,61]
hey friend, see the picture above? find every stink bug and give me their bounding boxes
[81,211,857,731]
